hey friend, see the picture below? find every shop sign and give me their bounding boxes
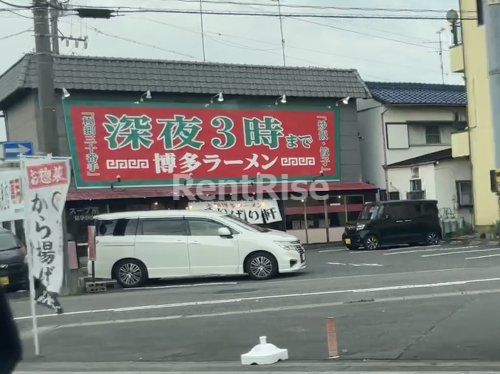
[188,199,282,224]
[63,102,339,188]
[68,206,100,222]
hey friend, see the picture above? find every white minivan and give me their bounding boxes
[93,210,306,287]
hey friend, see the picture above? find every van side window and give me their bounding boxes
[187,219,233,236]
[384,204,408,220]
[423,203,438,215]
[97,219,137,236]
[140,219,187,236]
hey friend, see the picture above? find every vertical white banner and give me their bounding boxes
[21,157,70,314]
[0,169,23,223]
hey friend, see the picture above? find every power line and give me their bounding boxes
[87,25,197,59]
[0,27,32,40]
[142,16,450,76]
[0,0,32,9]
[291,17,438,50]
[62,5,477,21]
[152,0,474,14]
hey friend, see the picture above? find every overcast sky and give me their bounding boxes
[0,0,462,141]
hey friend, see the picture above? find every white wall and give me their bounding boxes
[0,117,5,142]
[434,158,473,224]
[384,106,466,165]
[357,99,386,188]
[387,163,436,200]
[357,102,467,192]
[387,159,473,224]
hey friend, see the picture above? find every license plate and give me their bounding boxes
[0,276,9,286]
[344,238,351,245]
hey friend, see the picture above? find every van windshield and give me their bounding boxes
[358,204,380,221]
[223,215,269,232]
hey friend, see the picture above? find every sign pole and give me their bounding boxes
[27,235,40,356]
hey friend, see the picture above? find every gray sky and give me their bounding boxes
[0,0,463,141]
[0,0,462,93]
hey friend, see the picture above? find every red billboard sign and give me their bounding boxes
[63,102,339,188]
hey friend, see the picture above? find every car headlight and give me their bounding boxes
[356,224,366,230]
[274,241,298,251]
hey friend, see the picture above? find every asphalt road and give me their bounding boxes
[10,240,500,371]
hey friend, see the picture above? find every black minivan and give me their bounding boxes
[342,200,442,250]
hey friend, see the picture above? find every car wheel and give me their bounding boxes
[246,252,277,280]
[114,259,147,288]
[425,231,440,245]
[364,235,380,250]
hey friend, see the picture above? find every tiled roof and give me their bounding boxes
[0,54,371,103]
[366,82,466,106]
[387,148,453,167]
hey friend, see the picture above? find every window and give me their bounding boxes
[384,204,409,220]
[389,191,400,200]
[477,0,484,25]
[386,123,409,149]
[188,219,230,236]
[423,202,438,215]
[457,181,473,207]
[0,232,18,251]
[411,167,419,179]
[140,219,187,236]
[410,179,422,192]
[358,204,380,220]
[425,125,441,144]
[97,219,137,236]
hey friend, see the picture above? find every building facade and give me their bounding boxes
[450,0,500,230]
[357,82,472,225]
[0,54,375,253]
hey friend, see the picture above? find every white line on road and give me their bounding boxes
[14,276,500,321]
[122,282,238,291]
[387,245,441,252]
[422,247,500,258]
[319,248,348,253]
[349,263,384,267]
[327,262,383,267]
[385,246,478,256]
[49,287,500,330]
[466,253,500,260]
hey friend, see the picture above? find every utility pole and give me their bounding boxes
[32,0,58,155]
[484,0,500,169]
[199,0,206,62]
[276,0,286,67]
[49,0,59,54]
[437,28,445,84]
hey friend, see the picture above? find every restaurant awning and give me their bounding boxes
[66,182,377,201]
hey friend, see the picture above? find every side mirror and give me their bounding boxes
[218,227,232,237]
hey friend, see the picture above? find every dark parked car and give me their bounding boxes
[342,200,442,250]
[0,229,27,291]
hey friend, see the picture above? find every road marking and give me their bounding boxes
[385,245,478,256]
[349,263,384,267]
[319,249,347,253]
[387,245,441,252]
[48,287,500,330]
[123,282,238,291]
[466,253,500,260]
[14,276,500,321]
[327,262,383,267]
[422,247,500,258]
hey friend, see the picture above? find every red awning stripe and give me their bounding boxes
[66,182,377,201]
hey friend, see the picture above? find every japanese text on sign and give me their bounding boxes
[64,104,338,187]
